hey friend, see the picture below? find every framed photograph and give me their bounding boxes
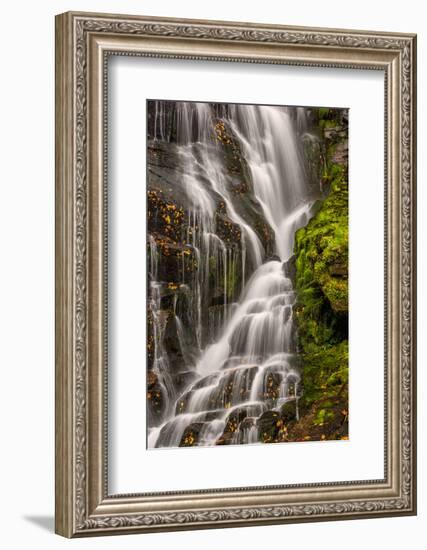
[55,11,417,537]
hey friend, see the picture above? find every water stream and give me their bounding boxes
[148,102,317,448]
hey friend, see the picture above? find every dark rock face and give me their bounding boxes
[147,100,178,142]
[283,255,296,285]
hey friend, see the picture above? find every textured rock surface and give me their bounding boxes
[290,107,349,442]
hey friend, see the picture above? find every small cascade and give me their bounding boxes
[149,260,303,448]
[148,282,176,424]
[151,100,175,142]
[148,101,318,447]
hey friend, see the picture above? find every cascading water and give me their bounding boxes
[148,102,317,448]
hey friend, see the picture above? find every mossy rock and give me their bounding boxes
[294,164,348,349]
[286,392,349,442]
[292,109,349,442]
[280,400,297,423]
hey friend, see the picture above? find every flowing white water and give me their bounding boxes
[229,105,312,260]
[148,102,316,448]
[178,102,263,269]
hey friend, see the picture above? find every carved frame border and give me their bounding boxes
[55,11,416,537]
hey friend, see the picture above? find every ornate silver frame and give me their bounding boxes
[55,11,417,537]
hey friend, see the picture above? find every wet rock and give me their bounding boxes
[172,371,197,393]
[223,406,249,435]
[147,382,166,427]
[147,100,177,142]
[215,211,243,245]
[147,370,158,389]
[147,143,190,206]
[283,255,296,284]
[266,254,281,263]
[176,367,259,415]
[215,431,235,445]
[207,304,236,344]
[148,235,197,284]
[147,308,155,370]
[280,399,297,423]
[303,133,323,189]
[219,404,265,445]
[180,423,204,447]
[175,394,189,415]
[213,119,276,259]
[258,410,284,443]
[263,371,282,400]
[240,416,257,432]
[147,135,248,345]
[233,417,259,444]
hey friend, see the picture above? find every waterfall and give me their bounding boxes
[177,102,264,269]
[228,105,313,260]
[147,101,317,448]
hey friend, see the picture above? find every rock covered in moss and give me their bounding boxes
[294,167,348,326]
[280,399,298,422]
[291,107,349,442]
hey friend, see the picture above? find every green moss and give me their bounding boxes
[299,341,348,408]
[226,257,238,300]
[318,107,331,119]
[294,164,348,331]
[293,133,349,437]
